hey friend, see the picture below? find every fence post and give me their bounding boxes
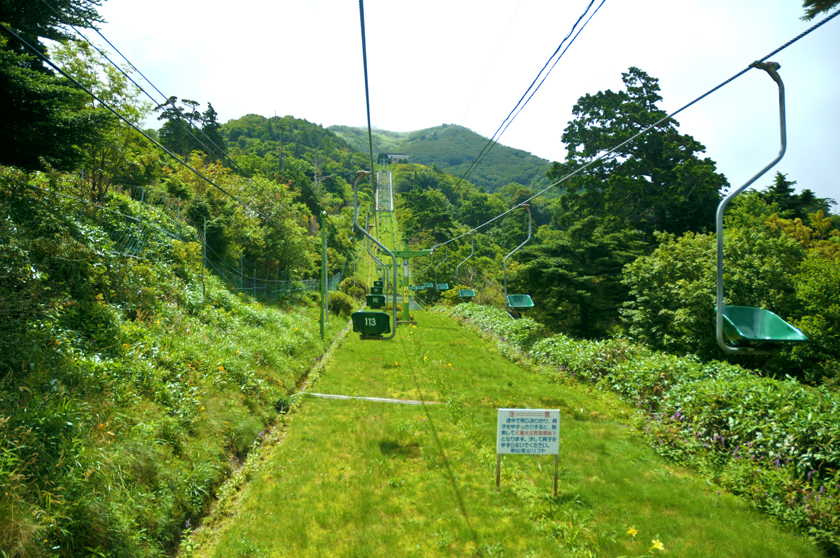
[320,210,327,340]
[137,187,144,253]
[202,217,206,300]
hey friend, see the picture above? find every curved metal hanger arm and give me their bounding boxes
[716,62,785,355]
[456,235,475,285]
[504,205,532,303]
[434,246,448,285]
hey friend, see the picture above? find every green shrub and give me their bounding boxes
[339,276,366,300]
[328,291,355,316]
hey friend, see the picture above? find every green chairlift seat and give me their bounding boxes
[366,294,386,309]
[436,283,449,291]
[409,285,425,291]
[459,289,476,299]
[506,294,534,309]
[373,280,384,289]
[424,282,434,289]
[719,306,807,347]
[351,311,391,339]
[370,286,383,295]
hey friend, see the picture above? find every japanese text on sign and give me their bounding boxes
[496,409,560,455]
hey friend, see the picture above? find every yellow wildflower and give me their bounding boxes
[626,527,638,538]
[650,539,665,552]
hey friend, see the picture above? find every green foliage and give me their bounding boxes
[0,166,342,557]
[338,276,367,300]
[397,185,456,244]
[801,0,840,19]
[621,192,840,384]
[52,41,159,199]
[327,290,354,317]
[551,67,727,238]
[0,35,111,171]
[515,216,647,337]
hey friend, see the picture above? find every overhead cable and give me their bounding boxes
[453,0,603,190]
[41,0,244,173]
[0,21,279,225]
[431,8,840,250]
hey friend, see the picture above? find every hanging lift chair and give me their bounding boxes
[456,235,476,300]
[351,171,398,340]
[504,205,534,317]
[715,61,806,353]
[434,247,449,291]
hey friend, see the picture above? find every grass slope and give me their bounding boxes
[186,311,822,558]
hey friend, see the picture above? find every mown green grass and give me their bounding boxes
[190,312,825,557]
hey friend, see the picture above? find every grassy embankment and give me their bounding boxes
[184,310,823,558]
[0,174,349,557]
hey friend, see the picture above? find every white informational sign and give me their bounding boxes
[496,408,560,455]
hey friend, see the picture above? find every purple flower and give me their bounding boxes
[820,486,825,494]
[186,518,190,529]
[774,459,780,467]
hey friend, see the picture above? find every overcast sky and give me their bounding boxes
[96,1,840,205]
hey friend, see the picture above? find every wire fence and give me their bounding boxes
[13,181,347,300]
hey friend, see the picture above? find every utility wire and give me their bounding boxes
[444,1,522,154]
[42,0,248,174]
[431,8,840,251]
[491,0,606,151]
[453,0,602,191]
[359,0,377,192]
[0,21,280,226]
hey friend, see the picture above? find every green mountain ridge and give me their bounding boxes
[328,123,553,193]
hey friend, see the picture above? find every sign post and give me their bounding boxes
[496,408,560,496]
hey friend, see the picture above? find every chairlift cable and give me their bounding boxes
[452,0,602,191]
[430,8,840,252]
[43,0,240,172]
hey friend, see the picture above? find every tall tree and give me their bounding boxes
[550,67,728,238]
[514,217,646,337]
[0,0,110,170]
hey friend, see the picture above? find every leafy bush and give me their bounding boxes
[338,276,366,300]
[448,303,547,350]
[328,290,355,316]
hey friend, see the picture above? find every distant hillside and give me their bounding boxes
[328,124,552,193]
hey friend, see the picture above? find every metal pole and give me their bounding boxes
[320,210,327,340]
[202,217,206,300]
[323,210,329,327]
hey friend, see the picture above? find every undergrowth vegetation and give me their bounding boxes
[0,170,343,557]
[446,303,840,551]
